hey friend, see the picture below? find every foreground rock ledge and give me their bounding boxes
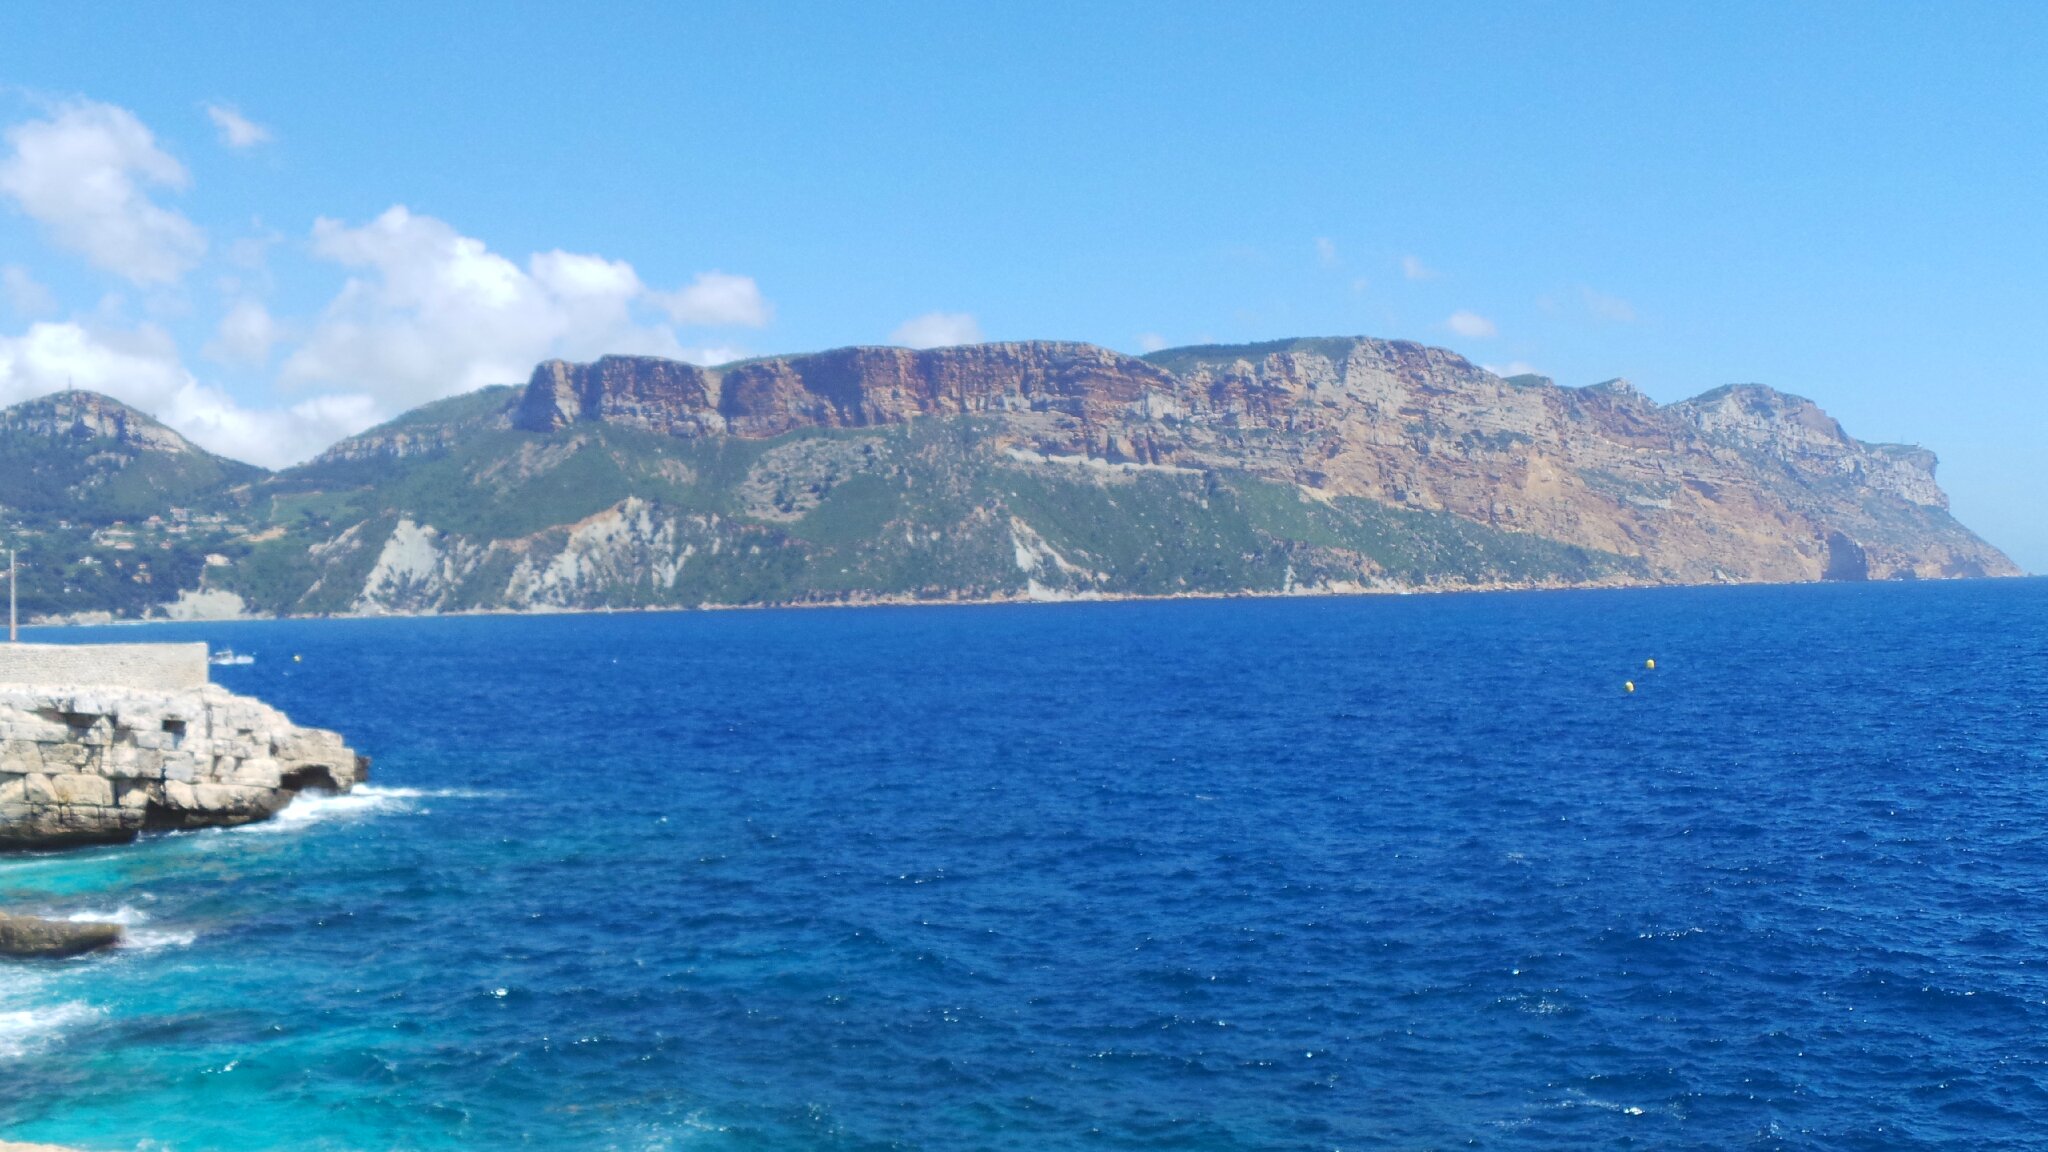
[0,682,368,849]
[0,912,121,958]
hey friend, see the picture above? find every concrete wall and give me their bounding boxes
[0,643,209,691]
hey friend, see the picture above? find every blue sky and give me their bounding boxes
[0,2,2042,568]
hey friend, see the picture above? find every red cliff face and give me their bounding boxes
[514,343,1177,439]
[514,357,723,438]
[504,338,2018,584]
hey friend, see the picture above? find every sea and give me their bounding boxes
[2,579,2046,1151]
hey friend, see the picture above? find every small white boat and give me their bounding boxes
[209,649,255,667]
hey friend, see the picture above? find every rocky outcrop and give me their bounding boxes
[0,390,199,456]
[0,912,121,957]
[312,385,519,465]
[0,683,366,848]
[512,343,1178,440]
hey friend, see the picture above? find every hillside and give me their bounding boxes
[0,391,262,525]
[0,337,2019,620]
[0,392,265,620]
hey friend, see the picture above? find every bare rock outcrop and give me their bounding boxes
[0,912,121,957]
[0,683,366,849]
[493,337,2017,585]
[0,390,198,456]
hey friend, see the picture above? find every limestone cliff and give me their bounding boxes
[0,646,366,848]
[0,334,2020,621]
[490,338,2014,584]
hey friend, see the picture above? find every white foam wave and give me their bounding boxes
[0,969,99,1062]
[0,1000,98,1060]
[64,904,150,927]
[124,927,198,952]
[244,785,492,834]
[57,905,195,952]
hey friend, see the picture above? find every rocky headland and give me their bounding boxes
[0,335,2021,621]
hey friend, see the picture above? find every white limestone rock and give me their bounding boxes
[0,684,367,848]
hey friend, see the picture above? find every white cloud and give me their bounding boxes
[1483,360,1541,378]
[0,100,206,285]
[890,311,981,349]
[1315,237,1339,267]
[204,104,272,150]
[1400,255,1437,281]
[651,271,771,327]
[283,206,760,406]
[1349,277,1369,295]
[1136,332,1169,353]
[675,344,748,367]
[0,318,369,468]
[0,319,187,406]
[1446,310,1497,338]
[163,388,377,468]
[203,299,283,367]
[1581,286,1636,323]
[1,265,56,317]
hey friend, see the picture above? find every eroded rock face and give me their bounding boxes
[499,338,2016,585]
[0,685,366,848]
[513,343,1178,440]
[0,389,199,456]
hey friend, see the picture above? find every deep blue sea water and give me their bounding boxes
[3,580,2047,1151]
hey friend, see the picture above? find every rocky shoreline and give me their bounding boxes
[0,643,366,956]
[0,683,366,850]
[27,565,2028,632]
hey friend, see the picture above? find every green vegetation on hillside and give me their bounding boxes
[0,378,1646,620]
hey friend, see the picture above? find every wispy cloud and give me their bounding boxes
[1483,360,1540,378]
[1446,310,1496,338]
[1,265,55,317]
[1580,286,1636,323]
[1315,237,1339,267]
[650,271,771,327]
[890,311,982,349]
[203,299,284,368]
[1136,332,1168,353]
[1401,255,1437,281]
[204,104,272,150]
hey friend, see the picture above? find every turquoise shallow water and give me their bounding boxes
[3,580,2047,1150]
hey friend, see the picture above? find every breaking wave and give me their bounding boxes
[0,969,98,1062]
[62,905,195,952]
[249,785,494,833]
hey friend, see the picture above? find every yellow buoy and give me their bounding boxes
[1625,680,1635,693]
[1645,658,1656,670]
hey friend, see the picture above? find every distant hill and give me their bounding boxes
[0,336,2019,621]
[0,392,267,620]
[0,391,262,526]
